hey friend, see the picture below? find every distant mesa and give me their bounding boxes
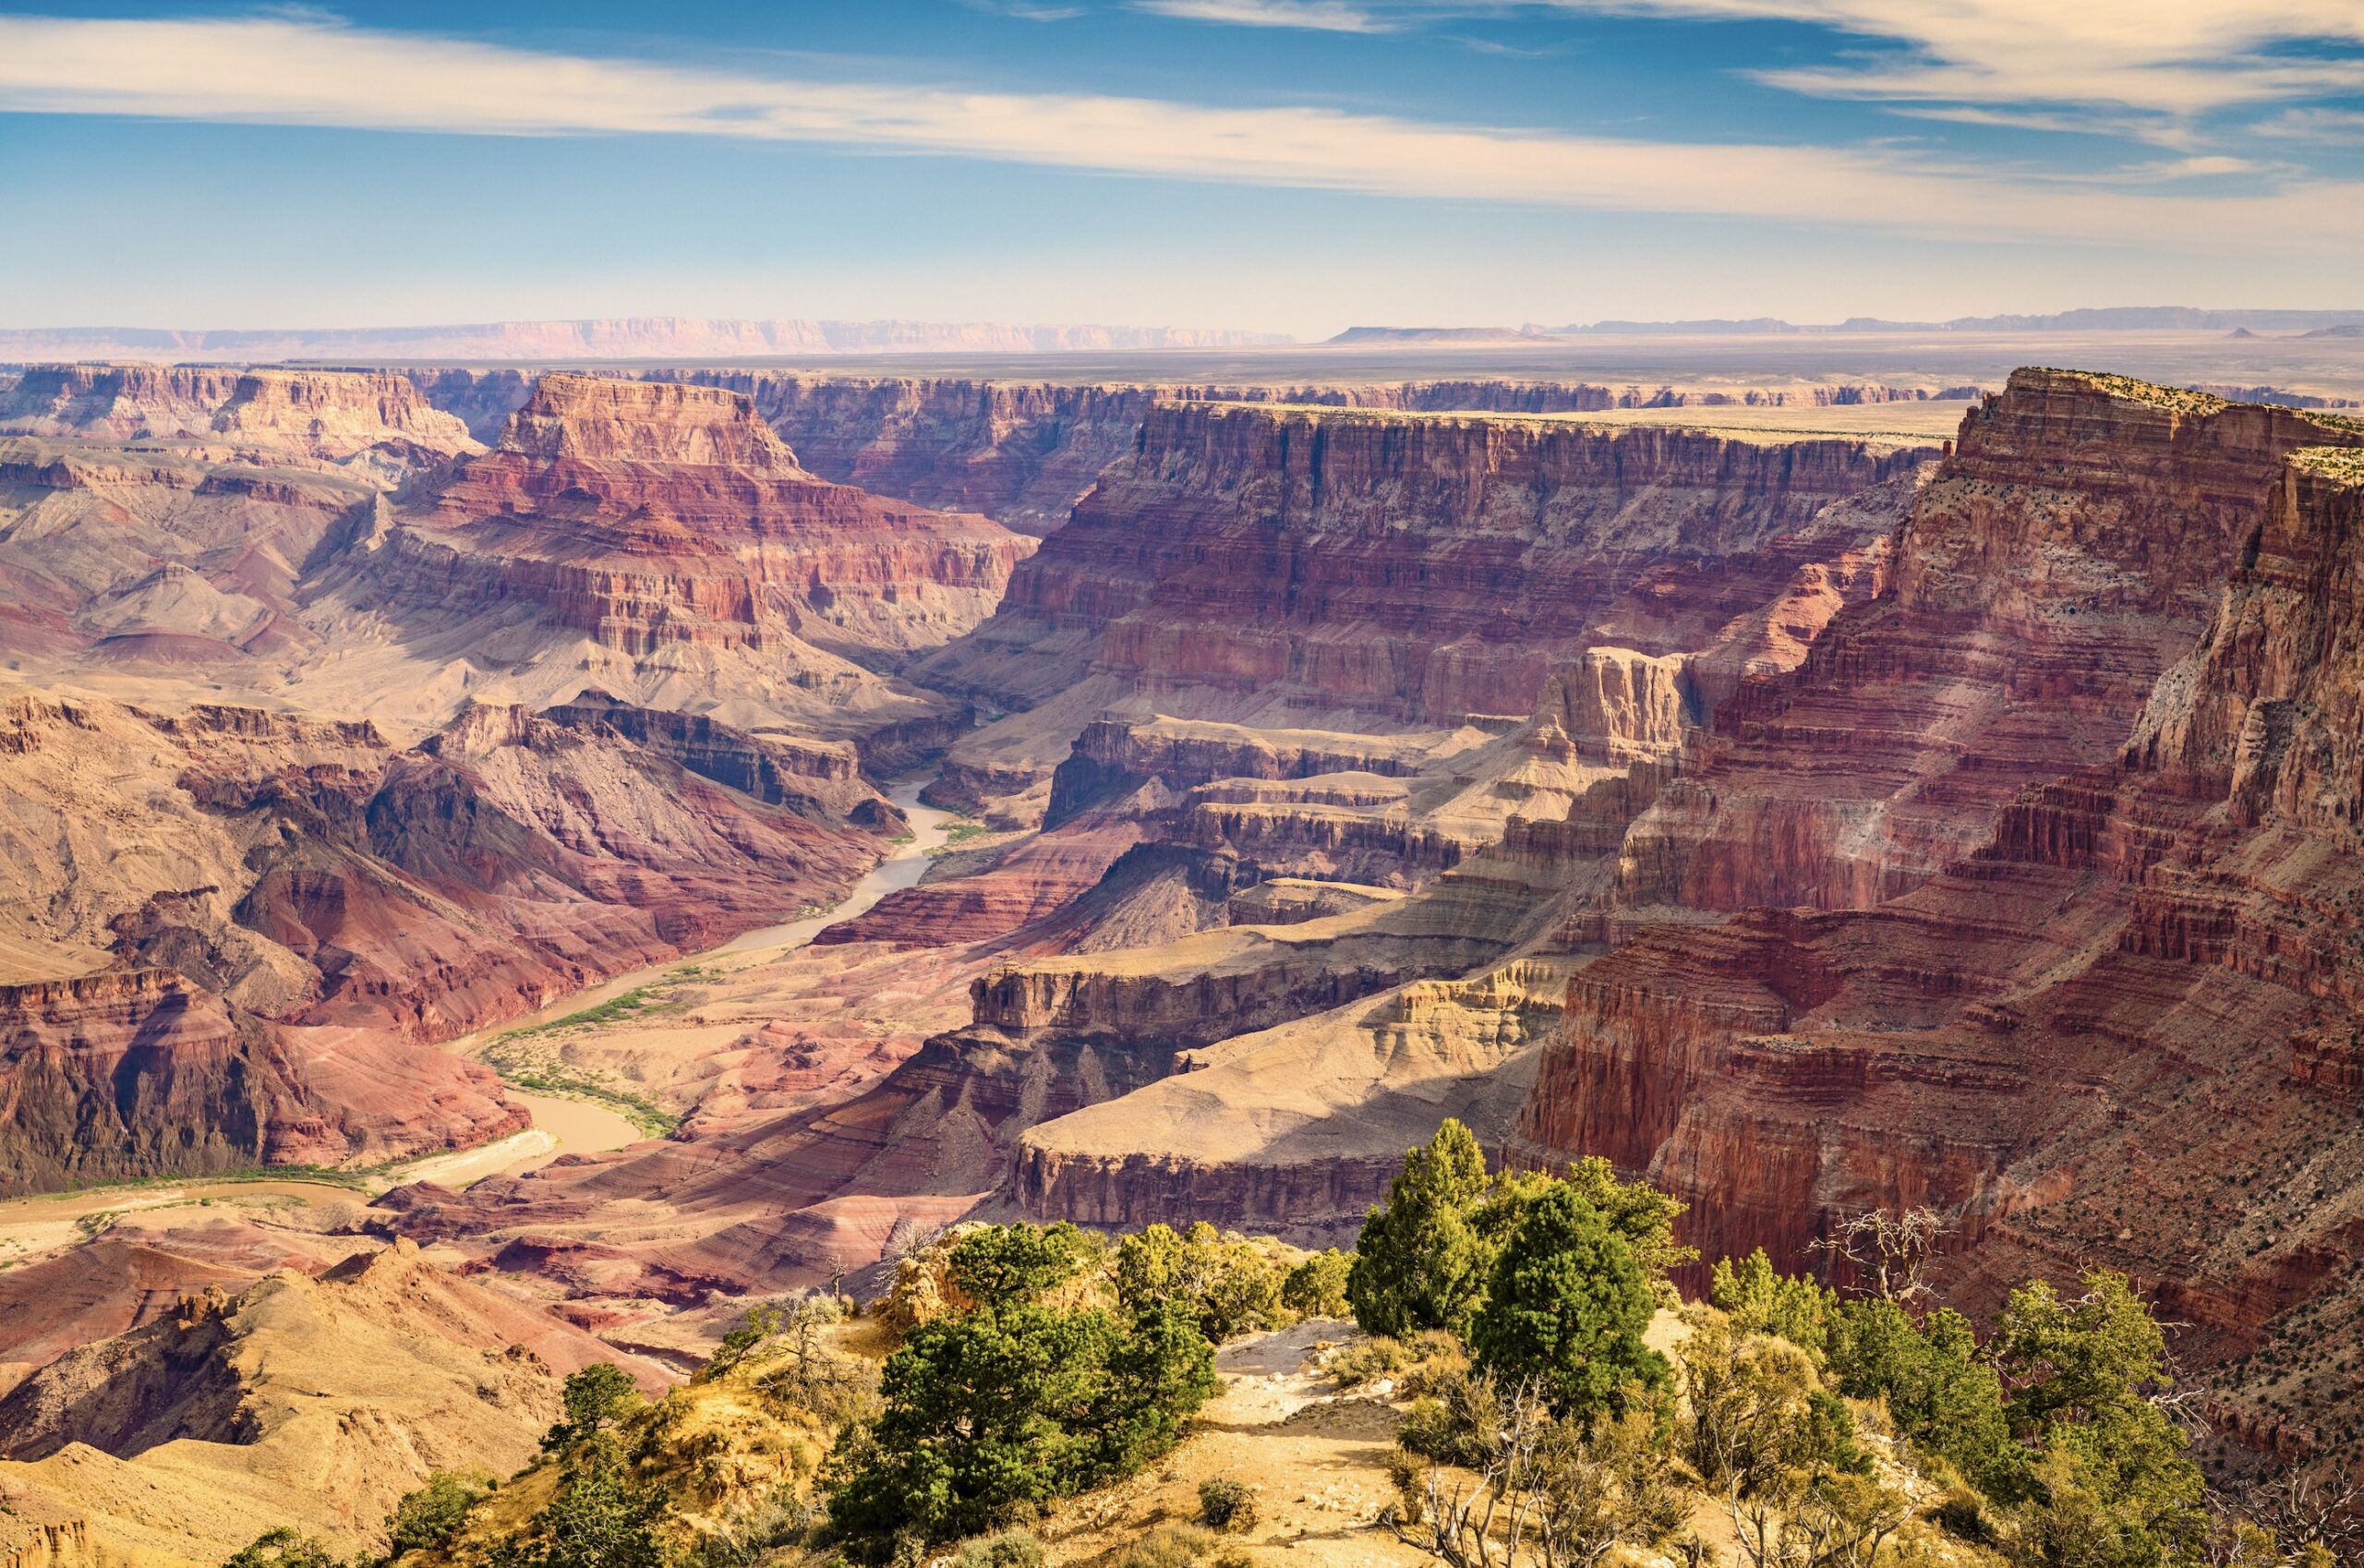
[1326,308,2364,343]
[0,316,1295,363]
[1545,306,2364,335]
[1324,325,1561,345]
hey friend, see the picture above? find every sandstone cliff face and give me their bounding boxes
[395,374,1027,657]
[1011,960,1565,1233]
[646,372,1976,538]
[0,364,476,464]
[0,971,279,1195]
[663,374,1159,536]
[924,403,1929,724]
[405,367,537,441]
[1044,718,1436,828]
[308,374,1028,744]
[1612,372,2358,916]
[1519,406,2364,1469]
[539,689,895,826]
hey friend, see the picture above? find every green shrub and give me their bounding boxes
[1711,1248,1838,1360]
[1115,1223,1285,1342]
[1279,1248,1352,1320]
[1832,1298,2015,1495]
[1198,1477,1259,1533]
[386,1472,491,1556]
[825,1225,1218,1555]
[492,1435,666,1568]
[1466,1187,1667,1420]
[1346,1127,1691,1341]
[953,1529,1045,1568]
[950,1221,1096,1308]
[541,1363,643,1452]
[1346,1120,1491,1338]
[222,1528,345,1568]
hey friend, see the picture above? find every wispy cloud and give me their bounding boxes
[1133,0,1393,30]
[2252,106,2364,143]
[1542,1,2364,117]
[958,0,1091,21]
[1129,0,2364,124]
[0,12,2359,253]
[1883,104,2208,152]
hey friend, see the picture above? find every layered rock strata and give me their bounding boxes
[1520,392,2364,1467]
[1612,372,2355,915]
[320,374,1028,745]
[645,372,1982,536]
[0,363,476,463]
[0,690,886,1188]
[922,403,1928,725]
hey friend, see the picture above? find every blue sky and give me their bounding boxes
[1,1,2360,336]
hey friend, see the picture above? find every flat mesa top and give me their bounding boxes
[1212,397,1972,449]
[1532,399,1973,444]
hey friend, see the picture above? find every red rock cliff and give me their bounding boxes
[1520,404,2364,1470]
[378,374,1030,665]
[923,401,1931,718]
[1613,371,2356,915]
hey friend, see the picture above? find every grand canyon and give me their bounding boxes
[3,332,2361,1560]
[7,5,2364,1563]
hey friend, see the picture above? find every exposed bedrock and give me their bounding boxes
[964,921,1496,1053]
[0,970,275,1196]
[917,402,1934,726]
[382,376,1029,658]
[1611,371,2364,917]
[0,363,476,463]
[539,689,898,826]
[657,374,1158,536]
[1520,414,2364,1458]
[0,690,890,1188]
[638,372,1979,537]
[1044,717,1430,827]
[1011,959,1567,1233]
[0,440,385,667]
[816,815,1151,947]
[0,1240,657,1568]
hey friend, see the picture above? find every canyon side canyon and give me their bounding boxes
[2,354,2361,1562]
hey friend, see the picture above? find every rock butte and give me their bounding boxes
[5,358,2364,1523]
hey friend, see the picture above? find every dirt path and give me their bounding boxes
[1042,1320,1426,1568]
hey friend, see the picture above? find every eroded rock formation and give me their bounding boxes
[0,690,887,1187]
[1518,382,2364,1464]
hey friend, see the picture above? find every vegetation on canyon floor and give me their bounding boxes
[216,1123,2350,1568]
[479,967,718,1136]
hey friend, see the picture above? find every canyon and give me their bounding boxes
[4,349,2363,1555]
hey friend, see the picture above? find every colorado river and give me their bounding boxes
[0,778,960,1236]
[437,776,958,1182]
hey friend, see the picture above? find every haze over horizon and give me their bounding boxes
[2,2,2361,339]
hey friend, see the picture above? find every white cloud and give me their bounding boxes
[0,12,2359,253]
[2252,106,2364,143]
[1140,0,2364,120]
[1545,1,2364,116]
[1133,0,1392,30]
